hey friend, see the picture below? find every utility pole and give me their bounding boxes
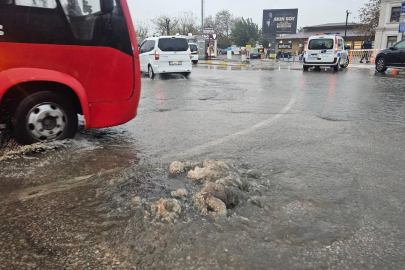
[201,0,205,35]
[345,10,351,42]
[165,18,170,36]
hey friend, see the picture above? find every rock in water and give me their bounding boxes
[206,196,227,215]
[152,199,181,222]
[169,161,185,174]
[171,189,188,200]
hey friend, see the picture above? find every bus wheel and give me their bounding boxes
[12,91,78,145]
[148,65,156,79]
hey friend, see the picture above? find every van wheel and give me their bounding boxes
[192,60,198,64]
[303,65,309,71]
[148,65,156,79]
[376,58,387,73]
[333,62,340,71]
[12,91,78,145]
[183,72,191,78]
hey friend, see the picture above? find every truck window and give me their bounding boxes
[158,38,188,52]
[308,39,334,50]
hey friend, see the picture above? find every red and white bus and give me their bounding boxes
[0,0,141,145]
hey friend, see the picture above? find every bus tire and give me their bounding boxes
[148,65,156,79]
[12,91,78,145]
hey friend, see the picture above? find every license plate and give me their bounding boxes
[169,61,182,65]
[311,54,318,58]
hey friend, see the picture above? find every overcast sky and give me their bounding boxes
[128,0,369,33]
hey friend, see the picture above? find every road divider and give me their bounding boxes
[198,61,247,67]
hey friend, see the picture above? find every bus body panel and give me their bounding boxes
[0,68,91,128]
[0,43,134,103]
[0,0,141,133]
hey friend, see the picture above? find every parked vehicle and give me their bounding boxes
[0,0,141,145]
[250,48,262,59]
[189,43,199,64]
[303,34,349,71]
[375,39,405,72]
[139,36,192,79]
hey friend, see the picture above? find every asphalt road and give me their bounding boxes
[1,63,405,269]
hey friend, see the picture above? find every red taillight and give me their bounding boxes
[190,51,192,59]
[335,37,338,53]
[155,50,159,60]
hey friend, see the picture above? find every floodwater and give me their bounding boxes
[1,64,405,269]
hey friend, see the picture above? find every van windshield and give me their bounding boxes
[158,38,189,52]
[308,39,334,50]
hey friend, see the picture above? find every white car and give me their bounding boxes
[139,36,192,79]
[303,34,349,71]
[189,43,199,64]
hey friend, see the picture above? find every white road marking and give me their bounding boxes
[162,95,296,161]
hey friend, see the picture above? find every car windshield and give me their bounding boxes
[189,44,197,52]
[308,39,334,50]
[158,38,189,51]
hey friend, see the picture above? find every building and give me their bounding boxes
[275,23,370,55]
[374,0,403,49]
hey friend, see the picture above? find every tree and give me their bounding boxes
[204,15,216,29]
[175,11,199,35]
[258,33,271,48]
[134,21,149,40]
[297,27,307,33]
[151,15,179,36]
[231,18,260,46]
[355,0,381,37]
[215,10,238,47]
[247,38,256,47]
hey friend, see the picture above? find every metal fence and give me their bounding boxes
[348,49,382,64]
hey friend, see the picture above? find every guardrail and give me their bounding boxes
[348,49,382,64]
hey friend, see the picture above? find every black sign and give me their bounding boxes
[278,44,292,49]
[263,9,298,35]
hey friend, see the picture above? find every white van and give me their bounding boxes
[139,36,192,79]
[189,43,199,64]
[303,34,349,71]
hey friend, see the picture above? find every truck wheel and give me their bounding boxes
[12,91,78,145]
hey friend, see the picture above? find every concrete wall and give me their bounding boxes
[375,0,403,49]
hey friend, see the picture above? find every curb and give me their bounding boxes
[198,61,247,67]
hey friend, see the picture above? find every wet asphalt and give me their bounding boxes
[1,61,405,269]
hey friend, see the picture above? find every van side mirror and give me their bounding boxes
[100,0,114,13]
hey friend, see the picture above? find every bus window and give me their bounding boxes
[15,0,56,8]
[60,0,106,40]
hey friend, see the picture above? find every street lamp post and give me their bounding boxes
[344,10,351,42]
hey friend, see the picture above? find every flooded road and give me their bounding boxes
[1,64,405,269]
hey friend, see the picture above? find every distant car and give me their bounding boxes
[139,36,192,79]
[221,50,227,55]
[375,39,405,72]
[189,43,199,64]
[251,51,262,59]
